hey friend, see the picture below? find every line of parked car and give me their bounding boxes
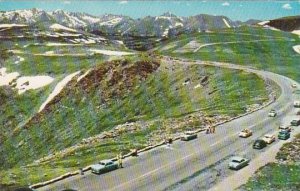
[230,100,300,170]
[90,98,300,174]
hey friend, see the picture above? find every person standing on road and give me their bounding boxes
[212,126,216,133]
[118,153,123,168]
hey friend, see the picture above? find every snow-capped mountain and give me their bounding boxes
[0,9,251,38]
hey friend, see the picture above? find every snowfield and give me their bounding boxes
[89,49,134,56]
[99,18,122,26]
[50,23,77,32]
[0,68,20,86]
[0,24,27,28]
[0,68,54,94]
[16,76,54,94]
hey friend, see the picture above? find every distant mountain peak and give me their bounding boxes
[161,12,176,17]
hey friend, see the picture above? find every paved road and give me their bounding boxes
[38,58,300,191]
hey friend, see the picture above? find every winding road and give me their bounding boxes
[37,57,300,191]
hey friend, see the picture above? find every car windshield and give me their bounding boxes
[255,141,262,145]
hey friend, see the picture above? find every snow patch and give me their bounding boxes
[0,24,27,28]
[77,69,91,82]
[100,18,122,26]
[46,43,81,46]
[82,15,100,23]
[292,30,300,36]
[175,22,183,27]
[258,21,270,26]
[293,45,300,54]
[16,76,54,94]
[50,23,77,32]
[39,71,80,112]
[89,49,134,56]
[222,18,231,28]
[0,68,20,86]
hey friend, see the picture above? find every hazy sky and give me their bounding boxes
[0,1,299,21]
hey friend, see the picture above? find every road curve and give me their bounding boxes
[37,57,300,191]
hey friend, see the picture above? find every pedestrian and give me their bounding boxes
[118,153,123,168]
[206,128,210,134]
[79,167,84,175]
[212,126,216,133]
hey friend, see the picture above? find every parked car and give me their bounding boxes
[228,156,250,170]
[278,130,290,140]
[181,131,197,141]
[279,125,291,132]
[291,119,300,126]
[253,139,267,149]
[239,129,253,138]
[268,109,277,117]
[91,160,119,174]
[291,83,297,88]
[262,134,275,144]
[294,101,300,108]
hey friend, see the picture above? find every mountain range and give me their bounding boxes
[0,8,258,38]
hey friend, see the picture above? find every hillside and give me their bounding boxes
[267,16,300,32]
[1,10,298,190]
[0,53,271,187]
[155,26,300,82]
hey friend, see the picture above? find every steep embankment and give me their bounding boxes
[0,58,160,168]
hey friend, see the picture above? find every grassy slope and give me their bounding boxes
[0,37,127,140]
[0,56,269,186]
[156,26,300,82]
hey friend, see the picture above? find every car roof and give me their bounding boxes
[279,130,289,133]
[264,134,273,137]
[100,159,113,164]
[91,164,103,169]
[231,156,245,161]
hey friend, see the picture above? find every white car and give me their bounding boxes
[268,110,277,117]
[291,83,297,88]
[279,125,291,132]
[294,101,300,108]
[228,156,250,170]
[238,129,253,138]
[262,134,275,144]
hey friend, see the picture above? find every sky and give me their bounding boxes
[0,1,299,21]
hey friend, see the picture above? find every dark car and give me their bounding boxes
[290,119,300,126]
[278,130,290,140]
[253,139,267,149]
